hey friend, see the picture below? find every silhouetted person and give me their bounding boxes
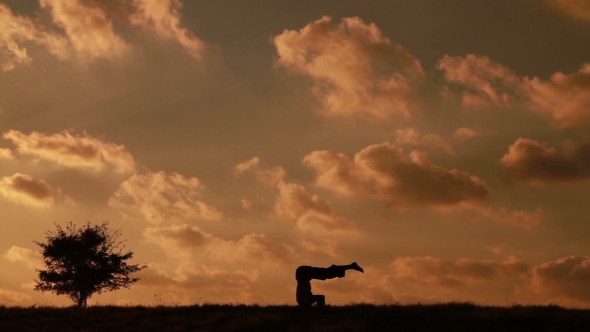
[295,262,364,307]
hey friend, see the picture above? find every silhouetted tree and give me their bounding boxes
[34,221,146,307]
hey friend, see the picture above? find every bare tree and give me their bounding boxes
[34,221,146,307]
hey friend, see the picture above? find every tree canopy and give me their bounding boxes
[34,221,146,307]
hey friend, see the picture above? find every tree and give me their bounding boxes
[34,221,146,307]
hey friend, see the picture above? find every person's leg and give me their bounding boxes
[332,262,363,273]
[296,293,313,308]
[311,295,325,307]
[324,262,364,279]
[305,267,328,280]
[300,263,364,282]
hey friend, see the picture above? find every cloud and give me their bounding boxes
[0,173,57,207]
[39,0,129,59]
[137,262,258,292]
[208,233,288,263]
[0,148,14,159]
[273,16,423,120]
[303,142,489,208]
[299,239,342,258]
[240,198,251,209]
[521,63,590,128]
[531,256,590,303]
[4,130,136,174]
[145,224,288,263]
[395,128,455,155]
[453,127,479,141]
[256,166,287,186]
[3,246,43,269]
[0,3,69,71]
[130,0,205,58]
[439,54,590,127]
[274,181,361,238]
[233,157,286,185]
[437,54,519,109]
[543,0,590,21]
[0,288,32,305]
[1,0,205,70]
[360,287,439,305]
[499,138,590,184]
[233,157,260,178]
[109,171,222,223]
[144,224,213,249]
[474,206,543,230]
[387,255,529,288]
[235,158,360,238]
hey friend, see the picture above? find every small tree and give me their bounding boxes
[34,221,146,307]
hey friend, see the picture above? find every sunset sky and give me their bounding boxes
[1,0,590,308]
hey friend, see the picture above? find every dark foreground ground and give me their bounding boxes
[1,302,590,332]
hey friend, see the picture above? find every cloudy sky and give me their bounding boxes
[1,0,590,308]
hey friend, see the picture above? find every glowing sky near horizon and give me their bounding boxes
[1,0,590,307]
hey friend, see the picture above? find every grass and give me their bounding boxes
[1,302,590,331]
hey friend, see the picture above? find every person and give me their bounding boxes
[295,262,364,307]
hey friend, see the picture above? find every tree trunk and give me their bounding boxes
[77,293,87,308]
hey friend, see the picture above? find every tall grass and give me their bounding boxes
[1,302,589,331]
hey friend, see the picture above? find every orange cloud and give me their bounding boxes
[439,54,590,128]
[499,138,590,184]
[303,143,489,208]
[0,148,14,159]
[255,166,287,186]
[39,0,129,59]
[299,239,342,258]
[240,198,252,210]
[0,173,57,207]
[474,206,543,231]
[233,157,260,178]
[0,3,69,71]
[0,287,32,305]
[144,224,213,250]
[388,255,529,288]
[3,245,43,269]
[395,128,455,155]
[274,181,360,237]
[3,130,136,174]
[235,158,360,238]
[453,127,479,141]
[130,0,205,58]
[109,171,222,223]
[522,63,590,128]
[144,224,286,263]
[233,157,286,185]
[208,233,289,263]
[531,256,590,303]
[273,16,423,120]
[1,0,205,70]
[544,0,590,21]
[360,286,439,305]
[137,262,258,292]
[437,54,519,109]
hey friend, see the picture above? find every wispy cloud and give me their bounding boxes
[0,173,57,207]
[500,138,590,185]
[273,16,423,120]
[304,143,489,208]
[4,130,136,174]
[109,171,222,223]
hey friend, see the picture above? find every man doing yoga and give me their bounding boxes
[295,262,364,307]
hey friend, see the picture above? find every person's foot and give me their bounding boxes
[350,262,364,273]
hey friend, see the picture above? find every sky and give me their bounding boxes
[1,0,590,308]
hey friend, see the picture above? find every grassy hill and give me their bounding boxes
[1,302,589,331]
